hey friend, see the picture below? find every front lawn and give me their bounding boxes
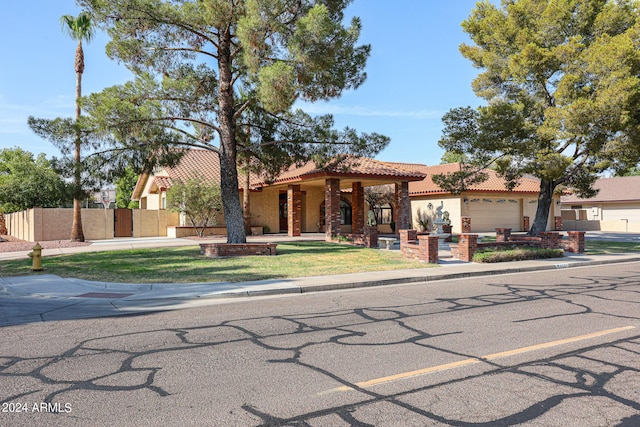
[0,241,429,284]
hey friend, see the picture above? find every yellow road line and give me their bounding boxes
[323,326,635,394]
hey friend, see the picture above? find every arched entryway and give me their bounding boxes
[320,198,352,231]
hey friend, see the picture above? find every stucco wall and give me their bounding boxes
[4,208,116,241]
[304,186,325,233]
[249,188,279,233]
[133,210,179,237]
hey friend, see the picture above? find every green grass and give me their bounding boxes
[0,241,429,284]
[584,240,640,254]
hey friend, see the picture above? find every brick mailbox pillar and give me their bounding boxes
[495,228,512,242]
[554,216,563,231]
[540,232,562,249]
[461,217,471,233]
[523,216,530,232]
[418,235,440,264]
[458,234,478,262]
[566,231,585,253]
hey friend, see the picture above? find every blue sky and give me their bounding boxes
[1,1,484,167]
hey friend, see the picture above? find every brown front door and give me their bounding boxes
[114,209,133,237]
[279,193,288,232]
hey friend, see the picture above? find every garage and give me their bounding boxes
[467,198,522,232]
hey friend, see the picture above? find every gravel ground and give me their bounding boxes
[0,235,91,253]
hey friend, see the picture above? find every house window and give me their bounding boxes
[161,194,166,210]
[320,199,352,225]
[373,203,393,224]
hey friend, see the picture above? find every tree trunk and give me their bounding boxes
[71,57,85,242]
[528,179,555,236]
[243,168,251,235]
[217,30,246,244]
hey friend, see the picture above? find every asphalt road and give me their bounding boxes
[1,263,639,426]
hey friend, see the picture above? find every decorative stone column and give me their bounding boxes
[352,182,365,234]
[325,178,341,241]
[287,185,302,237]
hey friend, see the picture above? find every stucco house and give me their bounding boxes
[561,176,640,232]
[401,163,561,233]
[133,150,561,236]
[132,149,426,238]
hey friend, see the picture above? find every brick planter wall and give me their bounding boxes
[540,232,562,249]
[344,226,378,248]
[200,243,277,257]
[399,229,439,264]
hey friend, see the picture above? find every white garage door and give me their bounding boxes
[467,198,521,232]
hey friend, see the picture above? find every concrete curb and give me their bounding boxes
[291,256,640,294]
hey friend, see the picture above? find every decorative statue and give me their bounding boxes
[367,210,377,226]
[442,211,451,225]
[435,201,443,221]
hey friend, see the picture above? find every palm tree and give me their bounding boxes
[60,12,94,242]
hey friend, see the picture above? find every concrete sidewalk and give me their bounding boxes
[1,235,640,326]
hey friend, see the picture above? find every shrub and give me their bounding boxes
[472,247,564,263]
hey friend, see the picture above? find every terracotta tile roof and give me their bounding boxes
[164,149,221,183]
[152,176,173,191]
[259,157,426,186]
[409,163,541,196]
[378,161,429,172]
[134,151,426,198]
[561,176,640,203]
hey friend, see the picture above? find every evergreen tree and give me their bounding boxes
[435,0,640,235]
[79,0,389,243]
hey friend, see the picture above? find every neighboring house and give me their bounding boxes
[561,176,640,232]
[398,163,561,233]
[132,149,426,238]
